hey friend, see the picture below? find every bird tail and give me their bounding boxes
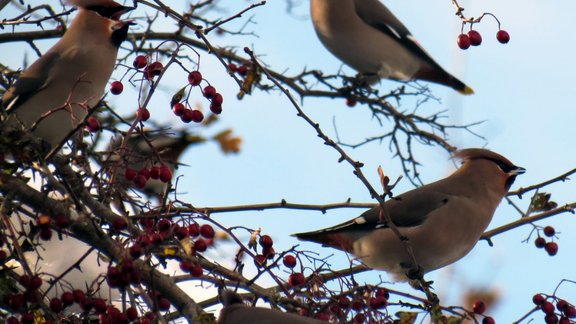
[292,230,354,252]
[413,67,474,95]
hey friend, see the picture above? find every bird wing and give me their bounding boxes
[293,189,452,250]
[353,0,444,70]
[2,51,61,112]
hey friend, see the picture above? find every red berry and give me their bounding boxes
[133,55,148,69]
[557,299,569,312]
[212,93,223,105]
[191,110,204,123]
[9,294,25,310]
[61,291,74,306]
[560,316,571,324]
[194,238,207,252]
[6,317,19,324]
[352,300,365,311]
[40,228,52,241]
[228,63,238,72]
[126,307,138,321]
[150,233,163,245]
[288,272,306,287]
[496,30,510,44]
[535,237,546,248]
[254,254,267,268]
[375,288,390,299]
[282,255,297,268]
[80,298,94,312]
[133,175,148,189]
[565,306,576,318]
[29,275,42,289]
[188,71,203,86]
[188,223,200,237]
[124,168,137,181]
[482,317,496,324]
[473,300,486,314]
[545,314,558,324]
[86,116,100,132]
[203,85,216,99]
[50,297,63,313]
[172,103,185,116]
[259,235,273,248]
[181,109,194,123]
[137,107,150,121]
[369,296,387,309]
[175,226,189,240]
[19,274,30,286]
[200,224,215,239]
[545,242,558,256]
[179,260,193,272]
[149,166,160,179]
[263,247,275,260]
[190,264,203,277]
[457,33,471,49]
[138,168,151,180]
[533,294,546,305]
[73,289,86,303]
[543,226,555,237]
[0,250,7,264]
[129,244,143,259]
[149,61,164,76]
[353,313,365,324]
[345,97,356,107]
[237,65,248,76]
[112,218,127,231]
[542,301,555,314]
[338,296,350,309]
[157,219,171,232]
[55,214,69,228]
[468,30,482,46]
[110,81,124,95]
[209,102,222,114]
[157,297,171,311]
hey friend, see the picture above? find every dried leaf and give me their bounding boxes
[171,87,187,107]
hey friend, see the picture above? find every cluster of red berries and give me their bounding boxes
[130,55,164,81]
[472,300,495,323]
[228,63,250,77]
[325,288,389,323]
[106,259,141,288]
[35,214,70,241]
[534,226,558,256]
[457,29,510,50]
[533,294,576,324]
[124,164,172,189]
[253,234,276,268]
[171,70,224,124]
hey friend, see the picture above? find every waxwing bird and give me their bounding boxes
[293,149,524,280]
[310,0,474,94]
[107,131,204,198]
[1,1,134,149]
[218,290,326,324]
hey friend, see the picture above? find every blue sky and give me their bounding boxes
[2,0,576,322]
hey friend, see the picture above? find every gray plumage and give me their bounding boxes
[293,149,524,280]
[310,0,474,94]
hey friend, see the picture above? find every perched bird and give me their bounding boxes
[1,0,134,148]
[310,0,474,94]
[107,131,204,198]
[218,290,325,324]
[293,149,524,280]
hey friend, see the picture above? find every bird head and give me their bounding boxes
[68,0,135,21]
[454,148,526,190]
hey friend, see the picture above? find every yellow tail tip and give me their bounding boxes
[459,85,475,95]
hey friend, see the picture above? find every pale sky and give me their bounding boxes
[2,0,575,322]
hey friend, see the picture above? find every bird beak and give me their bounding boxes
[110,6,135,21]
[509,166,526,175]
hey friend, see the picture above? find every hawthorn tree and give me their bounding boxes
[0,1,574,324]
